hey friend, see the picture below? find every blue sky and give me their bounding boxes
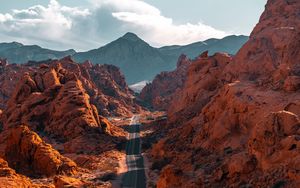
[0,0,266,51]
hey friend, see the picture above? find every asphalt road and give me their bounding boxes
[121,115,147,188]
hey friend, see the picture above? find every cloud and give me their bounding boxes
[0,0,92,50]
[112,11,226,45]
[0,0,229,50]
[0,13,13,22]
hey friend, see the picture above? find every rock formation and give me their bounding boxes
[225,0,300,91]
[140,54,191,110]
[168,52,232,124]
[0,56,139,186]
[150,0,300,187]
[2,60,106,140]
[5,125,77,177]
[0,157,33,187]
[0,57,141,117]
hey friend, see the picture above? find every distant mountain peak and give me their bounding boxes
[121,32,142,42]
[11,41,23,46]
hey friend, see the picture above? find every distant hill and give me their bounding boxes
[0,42,76,64]
[73,33,171,84]
[74,33,248,84]
[0,33,248,84]
[159,35,249,62]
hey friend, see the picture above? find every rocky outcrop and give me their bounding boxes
[168,52,232,124]
[151,0,300,187]
[59,57,140,116]
[54,176,86,188]
[0,56,134,185]
[248,111,300,171]
[2,63,105,140]
[0,63,29,110]
[140,55,191,110]
[5,125,77,177]
[0,57,141,117]
[225,0,300,91]
[0,157,33,187]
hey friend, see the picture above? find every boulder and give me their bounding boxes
[5,125,77,177]
[0,158,33,188]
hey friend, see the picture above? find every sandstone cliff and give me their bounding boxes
[0,57,141,117]
[0,57,137,186]
[5,125,77,177]
[150,0,300,187]
[0,157,34,188]
[140,54,191,110]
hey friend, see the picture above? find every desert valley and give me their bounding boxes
[0,0,299,187]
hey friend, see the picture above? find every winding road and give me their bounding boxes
[121,115,147,188]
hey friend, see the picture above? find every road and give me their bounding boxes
[121,115,147,188]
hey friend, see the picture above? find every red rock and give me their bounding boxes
[226,0,300,89]
[54,175,86,188]
[0,56,134,184]
[248,111,300,170]
[5,125,77,177]
[0,158,33,188]
[283,76,300,91]
[168,52,232,124]
[226,152,256,177]
[140,54,191,110]
[150,0,300,187]
[156,165,186,188]
[0,57,141,117]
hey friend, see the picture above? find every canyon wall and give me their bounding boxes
[150,0,300,187]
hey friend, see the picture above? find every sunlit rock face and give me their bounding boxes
[0,157,33,187]
[226,0,300,91]
[151,0,300,187]
[0,57,141,117]
[0,56,140,186]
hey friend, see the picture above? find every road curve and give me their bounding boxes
[121,115,146,188]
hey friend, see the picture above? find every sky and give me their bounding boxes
[0,0,266,51]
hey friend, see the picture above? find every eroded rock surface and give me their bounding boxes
[5,125,77,177]
[0,157,33,188]
[140,54,191,110]
[0,57,141,117]
[150,0,300,187]
[0,57,136,186]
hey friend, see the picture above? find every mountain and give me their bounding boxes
[159,35,249,61]
[73,33,248,84]
[0,34,248,84]
[0,42,76,64]
[73,32,172,84]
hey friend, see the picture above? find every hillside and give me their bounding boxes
[0,42,76,64]
[143,0,300,187]
[73,33,171,84]
[74,33,248,84]
[0,34,248,84]
[159,35,248,62]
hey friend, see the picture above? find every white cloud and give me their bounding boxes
[90,0,161,15]
[0,0,229,50]
[0,13,13,22]
[112,11,227,45]
[0,0,91,50]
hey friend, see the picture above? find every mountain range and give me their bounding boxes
[0,42,76,64]
[0,33,248,84]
